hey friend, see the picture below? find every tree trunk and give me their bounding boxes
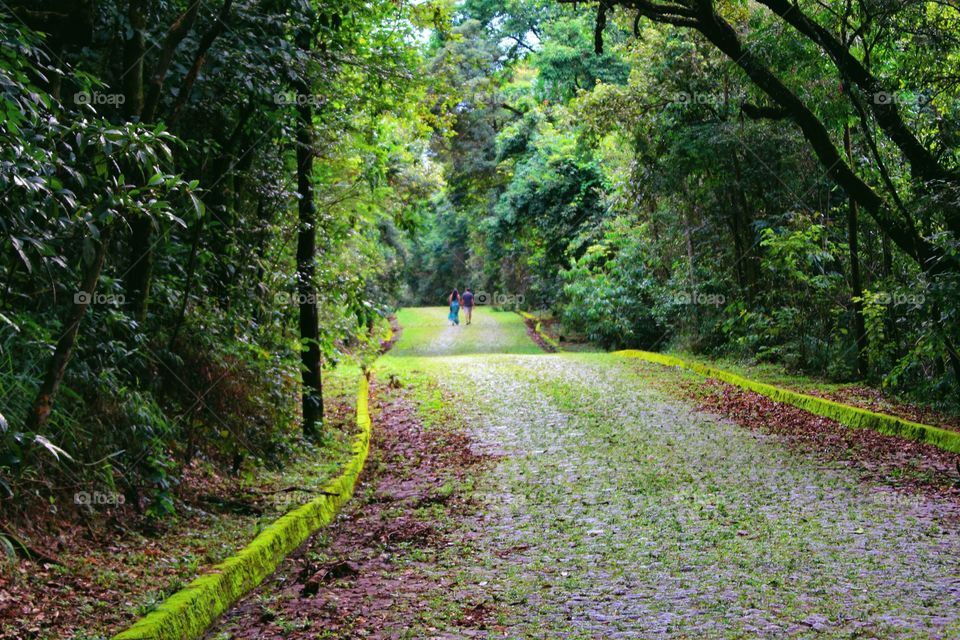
[168,0,236,127]
[881,235,892,278]
[680,181,700,334]
[169,217,204,348]
[294,36,323,438]
[142,0,203,123]
[730,150,756,301]
[121,0,152,321]
[844,126,868,378]
[646,198,669,280]
[122,0,147,119]
[28,228,111,432]
[126,216,153,323]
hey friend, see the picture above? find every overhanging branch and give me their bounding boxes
[740,103,791,120]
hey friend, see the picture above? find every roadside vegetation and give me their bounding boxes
[0,1,430,554]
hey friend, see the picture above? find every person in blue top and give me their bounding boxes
[461,288,475,325]
[447,289,461,326]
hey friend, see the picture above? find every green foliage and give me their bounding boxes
[114,375,372,640]
[491,110,608,305]
[560,228,666,349]
[0,15,199,509]
[729,224,849,373]
[4,0,960,532]
[0,1,439,523]
[534,14,629,102]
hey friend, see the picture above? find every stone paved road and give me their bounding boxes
[383,307,960,639]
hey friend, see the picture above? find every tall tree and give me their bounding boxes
[293,13,324,438]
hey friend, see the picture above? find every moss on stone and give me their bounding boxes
[615,350,960,455]
[113,376,373,640]
[518,311,560,351]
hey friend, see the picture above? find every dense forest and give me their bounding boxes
[2,0,959,528]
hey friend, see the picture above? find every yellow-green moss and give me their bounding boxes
[615,350,960,455]
[518,311,560,351]
[113,376,373,640]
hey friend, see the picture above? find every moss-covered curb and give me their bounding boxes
[615,350,960,455]
[518,311,560,351]
[113,376,373,640]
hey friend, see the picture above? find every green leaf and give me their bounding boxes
[189,193,205,218]
[0,313,19,333]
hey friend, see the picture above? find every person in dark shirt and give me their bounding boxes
[461,288,475,325]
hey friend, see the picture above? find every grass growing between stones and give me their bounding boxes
[134,307,960,639]
[363,309,960,638]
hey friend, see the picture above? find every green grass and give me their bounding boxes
[666,350,853,393]
[389,307,544,358]
[112,373,372,640]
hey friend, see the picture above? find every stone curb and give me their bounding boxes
[615,350,960,455]
[113,375,373,640]
[518,311,560,351]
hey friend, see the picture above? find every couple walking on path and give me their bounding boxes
[448,288,474,326]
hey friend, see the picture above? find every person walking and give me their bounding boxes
[461,287,474,325]
[448,288,461,326]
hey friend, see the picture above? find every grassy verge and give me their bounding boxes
[664,350,960,430]
[113,373,371,640]
[617,350,960,454]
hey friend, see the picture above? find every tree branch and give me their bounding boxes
[143,0,203,123]
[755,0,960,198]
[611,0,952,274]
[167,0,235,127]
[740,103,791,120]
[584,0,956,275]
[499,102,524,117]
